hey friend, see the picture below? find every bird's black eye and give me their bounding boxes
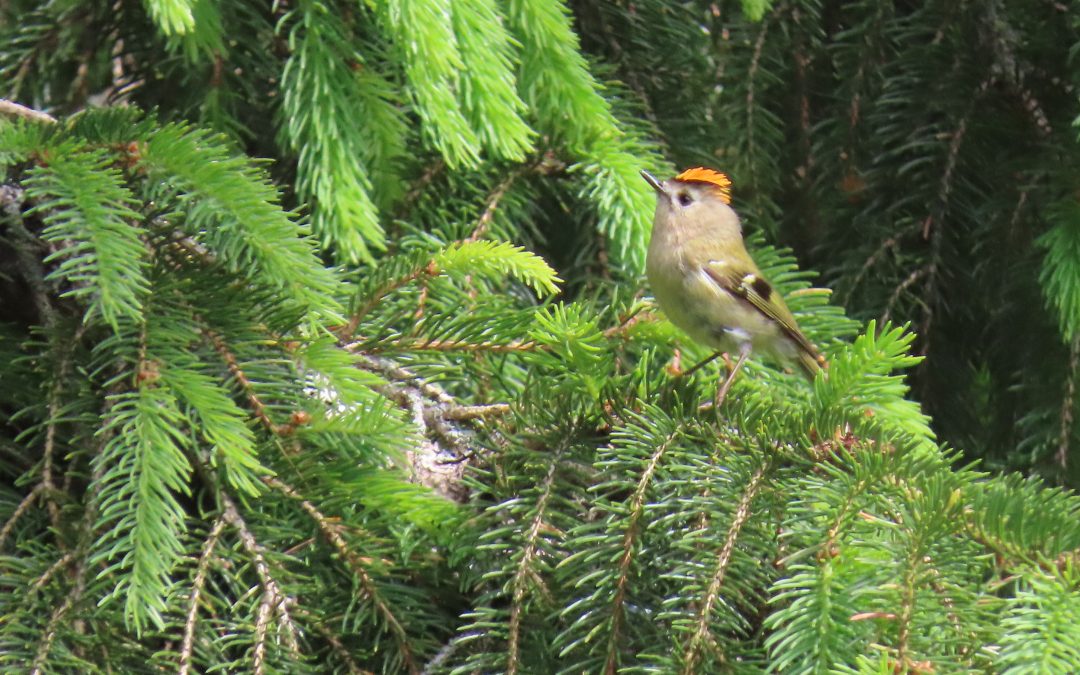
[677,191,693,206]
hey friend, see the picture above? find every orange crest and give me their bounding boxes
[675,167,732,204]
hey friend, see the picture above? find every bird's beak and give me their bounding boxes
[640,170,666,196]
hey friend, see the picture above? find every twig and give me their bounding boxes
[1058,336,1080,470]
[507,451,562,675]
[682,460,769,674]
[605,426,683,674]
[0,482,45,548]
[881,265,930,325]
[744,12,773,197]
[219,492,301,664]
[29,550,76,594]
[292,605,373,675]
[344,262,437,339]
[179,517,227,675]
[266,477,418,675]
[467,164,531,242]
[29,557,88,675]
[0,98,57,124]
[205,328,279,433]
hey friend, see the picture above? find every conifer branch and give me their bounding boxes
[345,262,437,338]
[205,327,278,433]
[292,605,373,675]
[468,163,533,242]
[1058,337,1079,470]
[683,460,769,674]
[29,556,88,675]
[179,516,227,675]
[507,452,561,675]
[266,476,419,675]
[0,482,45,549]
[29,550,75,594]
[744,15,772,196]
[604,425,683,674]
[219,493,301,663]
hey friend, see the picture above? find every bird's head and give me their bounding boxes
[641,167,739,239]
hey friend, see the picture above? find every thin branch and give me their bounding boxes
[467,163,532,242]
[1058,336,1080,470]
[219,492,301,662]
[30,557,88,675]
[30,550,76,594]
[292,605,374,675]
[205,327,279,433]
[344,262,437,339]
[744,13,773,198]
[179,516,228,675]
[0,482,45,548]
[0,98,57,124]
[507,452,562,675]
[881,265,930,326]
[605,427,683,675]
[682,460,769,674]
[395,159,446,220]
[266,477,418,675]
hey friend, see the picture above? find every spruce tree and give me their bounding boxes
[2,0,1080,673]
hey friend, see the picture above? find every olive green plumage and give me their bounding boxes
[642,168,824,379]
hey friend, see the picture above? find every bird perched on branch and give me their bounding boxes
[641,167,825,404]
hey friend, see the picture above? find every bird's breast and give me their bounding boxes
[647,242,781,352]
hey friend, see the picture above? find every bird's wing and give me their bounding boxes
[701,260,820,362]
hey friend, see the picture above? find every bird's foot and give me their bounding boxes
[665,348,683,377]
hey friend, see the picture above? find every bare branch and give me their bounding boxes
[0,98,57,124]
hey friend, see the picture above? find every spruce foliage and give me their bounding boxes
[3,0,1080,673]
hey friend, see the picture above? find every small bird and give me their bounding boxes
[641,167,825,399]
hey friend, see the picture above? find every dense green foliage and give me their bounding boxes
[3,0,1080,673]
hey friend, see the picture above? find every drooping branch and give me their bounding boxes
[219,492,301,670]
[179,516,227,675]
[605,426,683,674]
[266,477,419,675]
[682,460,769,674]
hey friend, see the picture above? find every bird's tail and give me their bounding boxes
[796,348,827,381]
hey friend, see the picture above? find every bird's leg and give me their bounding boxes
[681,350,724,379]
[714,343,751,411]
[720,352,735,373]
[666,348,683,377]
